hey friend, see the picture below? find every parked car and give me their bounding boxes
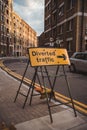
[69,52,87,73]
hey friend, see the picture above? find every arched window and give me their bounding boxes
[85,44,87,50]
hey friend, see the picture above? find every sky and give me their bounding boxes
[13,0,44,36]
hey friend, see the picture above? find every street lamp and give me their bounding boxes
[55,38,61,48]
[49,37,54,47]
[80,0,84,52]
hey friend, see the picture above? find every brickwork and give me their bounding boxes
[39,0,87,56]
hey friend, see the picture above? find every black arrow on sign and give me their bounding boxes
[57,54,67,60]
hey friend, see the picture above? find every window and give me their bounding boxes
[59,5,64,16]
[14,23,16,28]
[84,54,87,60]
[1,25,4,32]
[75,54,84,60]
[53,12,56,23]
[1,15,4,21]
[46,17,51,26]
[67,0,75,10]
[67,40,72,51]
[7,28,9,33]
[6,10,9,14]
[7,19,9,24]
[85,29,87,34]
[52,28,56,37]
[4,36,6,43]
[67,20,73,31]
[85,24,87,34]
[59,24,63,34]
[47,3,51,11]
[52,0,56,6]
[48,17,51,25]
[4,26,6,33]
[14,37,16,43]
[1,34,4,41]
[17,45,19,50]
[10,37,12,43]
[85,43,87,50]
[6,0,8,5]
[7,37,9,42]
[1,4,4,12]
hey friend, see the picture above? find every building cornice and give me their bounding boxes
[57,12,87,26]
[45,0,51,7]
[45,12,87,33]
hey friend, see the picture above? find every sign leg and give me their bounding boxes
[14,60,30,103]
[62,66,77,117]
[41,67,53,123]
[29,67,38,105]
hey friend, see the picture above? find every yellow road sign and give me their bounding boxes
[28,48,70,66]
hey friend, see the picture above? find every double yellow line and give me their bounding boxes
[0,60,87,115]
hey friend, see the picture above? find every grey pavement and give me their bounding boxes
[0,68,87,130]
[16,110,86,130]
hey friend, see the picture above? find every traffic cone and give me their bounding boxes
[9,123,16,130]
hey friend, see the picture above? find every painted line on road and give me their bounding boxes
[55,92,87,109]
[0,60,87,115]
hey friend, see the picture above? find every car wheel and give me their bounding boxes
[69,64,76,72]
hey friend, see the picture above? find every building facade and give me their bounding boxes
[0,0,13,56]
[0,0,37,57]
[43,0,87,56]
[12,12,37,56]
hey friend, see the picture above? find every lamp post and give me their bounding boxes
[80,0,84,52]
[55,38,61,48]
[49,37,54,47]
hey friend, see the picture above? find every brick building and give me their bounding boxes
[12,12,37,56]
[0,0,37,57]
[0,0,13,56]
[41,0,87,56]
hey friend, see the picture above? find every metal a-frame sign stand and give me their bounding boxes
[14,48,77,123]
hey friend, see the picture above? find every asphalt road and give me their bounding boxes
[4,58,87,105]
